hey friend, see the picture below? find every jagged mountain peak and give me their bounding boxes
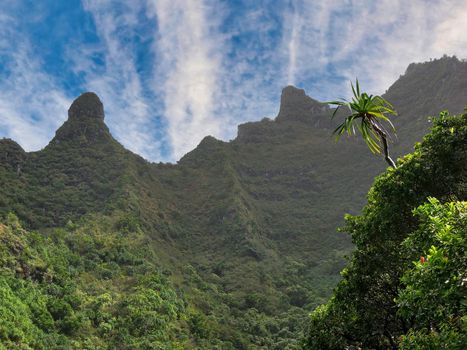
[0,55,466,348]
[383,55,467,150]
[50,92,112,145]
[276,85,330,123]
[404,55,463,76]
[281,85,307,97]
[68,92,105,120]
[236,85,332,143]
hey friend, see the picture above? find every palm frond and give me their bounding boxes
[326,79,397,155]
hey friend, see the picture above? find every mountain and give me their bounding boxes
[386,55,467,154]
[0,56,466,349]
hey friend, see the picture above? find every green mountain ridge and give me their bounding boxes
[1,55,466,349]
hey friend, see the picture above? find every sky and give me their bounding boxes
[1,0,467,162]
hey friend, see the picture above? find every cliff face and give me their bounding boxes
[384,56,467,156]
[237,85,333,143]
[276,85,331,125]
[0,56,466,348]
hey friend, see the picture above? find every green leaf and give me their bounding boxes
[327,79,396,156]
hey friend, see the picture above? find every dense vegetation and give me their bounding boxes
[303,111,467,349]
[0,57,466,348]
[0,213,193,349]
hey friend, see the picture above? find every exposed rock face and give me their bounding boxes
[68,92,105,120]
[50,92,111,145]
[236,119,276,144]
[276,85,330,124]
[237,86,333,143]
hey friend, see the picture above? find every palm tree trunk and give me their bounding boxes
[372,125,397,169]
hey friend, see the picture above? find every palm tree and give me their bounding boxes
[327,80,398,168]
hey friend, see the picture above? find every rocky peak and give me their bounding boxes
[383,55,467,139]
[236,86,335,144]
[276,86,330,125]
[68,92,105,120]
[50,92,112,145]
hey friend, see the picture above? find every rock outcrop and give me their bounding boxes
[237,85,333,143]
[276,85,330,125]
[68,92,105,120]
[50,92,111,145]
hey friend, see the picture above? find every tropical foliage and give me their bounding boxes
[0,213,191,349]
[1,57,466,349]
[328,80,398,168]
[398,199,466,349]
[303,110,467,349]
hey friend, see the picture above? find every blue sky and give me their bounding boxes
[1,0,467,162]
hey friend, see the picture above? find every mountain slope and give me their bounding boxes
[1,56,466,348]
[386,55,467,155]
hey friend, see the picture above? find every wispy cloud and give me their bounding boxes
[0,12,70,150]
[76,0,165,160]
[286,4,301,85]
[148,0,224,160]
[209,3,291,137]
[284,0,467,100]
[1,0,466,163]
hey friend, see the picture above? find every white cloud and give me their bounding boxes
[2,0,466,163]
[148,0,224,160]
[0,14,70,150]
[77,0,164,161]
[285,0,467,100]
[433,6,467,54]
[286,3,302,85]
[206,4,291,139]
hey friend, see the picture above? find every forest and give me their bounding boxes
[1,57,466,349]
